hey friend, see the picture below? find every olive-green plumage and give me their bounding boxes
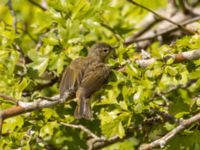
[59,43,113,119]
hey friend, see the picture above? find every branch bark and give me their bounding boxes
[136,49,200,67]
[139,112,200,150]
[60,122,100,139]
[0,92,73,121]
[127,0,194,35]
[124,14,200,46]
[0,93,19,104]
[7,0,17,33]
[1,49,199,122]
[28,0,47,11]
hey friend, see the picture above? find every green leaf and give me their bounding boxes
[166,58,174,65]
[164,122,176,131]
[118,121,125,138]
[175,112,189,118]
[14,77,30,98]
[189,70,200,79]
[165,66,178,76]
[100,111,129,138]
[2,116,24,134]
[39,121,57,140]
[28,57,49,76]
[42,108,58,122]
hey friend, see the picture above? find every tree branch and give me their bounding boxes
[100,23,122,41]
[0,90,74,120]
[91,131,133,150]
[124,9,200,46]
[117,49,200,72]
[178,0,194,14]
[0,93,19,104]
[28,0,47,11]
[127,2,177,41]
[0,116,2,135]
[60,122,100,139]
[7,0,17,33]
[136,49,200,67]
[139,112,200,150]
[127,0,194,35]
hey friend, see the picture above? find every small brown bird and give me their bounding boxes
[59,42,113,119]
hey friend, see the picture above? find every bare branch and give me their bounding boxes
[28,0,47,11]
[178,0,194,14]
[127,0,195,35]
[139,112,200,150]
[60,122,100,139]
[0,93,71,121]
[136,49,200,67]
[91,132,134,150]
[162,80,195,94]
[0,93,19,104]
[7,0,17,33]
[124,5,200,46]
[156,93,170,106]
[91,136,120,150]
[0,116,2,135]
[117,49,200,73]
[60,122,109,150]
[100,23,122,41]
[91,116,165,150]
[130,15,200,43]
[2,21,37,43]
[129,2,177,41]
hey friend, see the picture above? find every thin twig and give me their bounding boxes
[0,115,2,135]
[151,80,195,100]
[162,80,196,94]
[7,0,17,33]
[60,122,99,139]
[155,110,179,123]
[125,13,200,45]
[91,136,120,150]
[178,0,194,14]
[2,21,37,43]
[100,23,122,41]
[127,0,194,34]
[60,122,133,150]
[139,112,200,150]
[0,93,19,104]
[156,93,170,106]
[60,122,106,150]
[138,49,200,67]
[0,94,61,120]
[132,17,161,39]
[28,0,47,11]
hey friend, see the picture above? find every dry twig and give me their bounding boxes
[139,112,200,150]
[7,0,17,33]
[28,0,47,11]
[126,15,200,45]
[127,0,194,34]
[0,93,19,104]
[60,122,100,139]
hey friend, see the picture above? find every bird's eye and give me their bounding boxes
[103,49,108,52]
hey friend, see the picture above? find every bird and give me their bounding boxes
[59,42,114,120]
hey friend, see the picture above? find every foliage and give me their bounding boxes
[0,0,200,150]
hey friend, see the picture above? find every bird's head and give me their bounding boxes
[88,42,114,61]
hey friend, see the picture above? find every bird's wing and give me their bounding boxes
[78,63,110,98]
[59,57,86,98]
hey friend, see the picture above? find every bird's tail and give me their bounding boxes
[74,98,93,120]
